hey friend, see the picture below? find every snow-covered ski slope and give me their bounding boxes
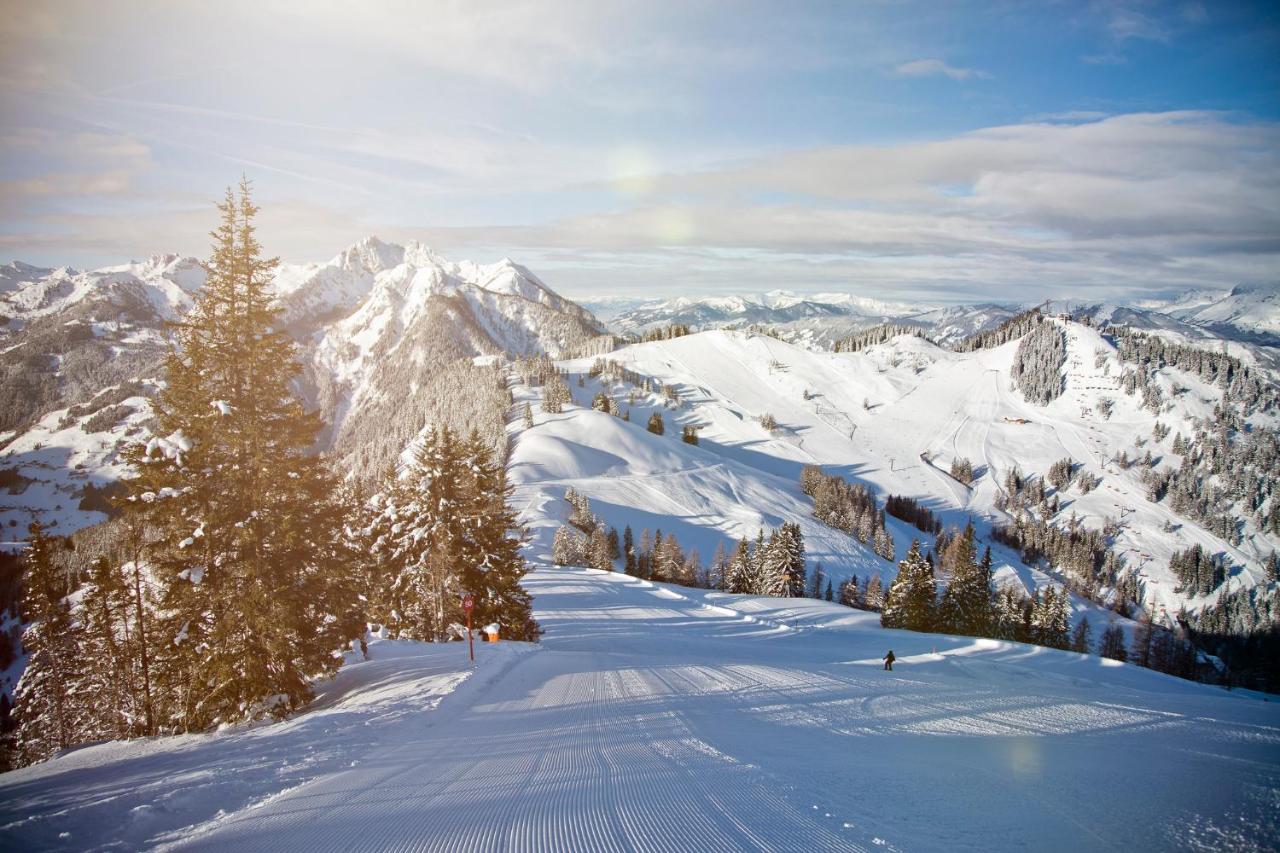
[4,566,1277,851]
[512,328,1276,622]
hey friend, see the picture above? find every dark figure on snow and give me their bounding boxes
[883,650,895,671]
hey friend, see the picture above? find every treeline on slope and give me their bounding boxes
[1010,321,1067,405]
[832,324,933,354]
[551,490,887,606]
[993,455,1280,690]
[953,307,1047,352]
[1144,409,1280,543]
[1,186,535,771]
[883,525,1204,680]
[1103,327,1280,682]
[800,465,896,561]
[1108,327,1279,414]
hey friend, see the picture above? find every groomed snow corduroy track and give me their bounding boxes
[165,566,1280,853]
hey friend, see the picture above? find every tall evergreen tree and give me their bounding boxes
[1099,622,1128,662]
[12,522,84,764]
[623,525,636,574]
[121,182,361,730]
[1070,616,1092,654]
[778,522,807,597]
[881,540,936,631]
[937,523,993,636]
[726,538,752,594]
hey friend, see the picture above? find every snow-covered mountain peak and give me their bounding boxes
[328,235,405,275]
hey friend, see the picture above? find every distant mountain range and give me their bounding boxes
[585,284,1280,350]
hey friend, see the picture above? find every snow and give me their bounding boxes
[515,328,1276,624]
[3,567,1276,851]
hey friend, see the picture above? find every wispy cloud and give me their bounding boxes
[892,58,990,81]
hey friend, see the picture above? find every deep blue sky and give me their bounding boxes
[1,0,1277,302]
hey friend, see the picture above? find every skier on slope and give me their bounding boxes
[883,650,895,671]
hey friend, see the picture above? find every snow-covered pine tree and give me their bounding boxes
[838,576,861,608]
[552,526,582,566]
[993,586,1028,641]
[12,522,86,764]
[1030,587,1070,650]
[457,431,537,640]
[777,522,806,597]
[522,401,534,429]
[864,574,884,610]
[75,556,138,743]
[589,527,612,570]
[937,523,993,637]
[873,527,895,561]
[709,540,729,590]
[757,531,789,597]
[726,538,752,594]
[121,183,359,731]
[881,540,936,631]
[542,375,570,413]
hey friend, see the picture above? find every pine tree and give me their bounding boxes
[647,412,665,435]
[838,575,861,608]
[77,556,136,743]
[590,526,612,570]
[607,528,621,561]
[710,540,729,590]
[1099,622,1127,662]
[1030,587,1070,650]
[881,540,936,631]
[120,183,361,730]
[778,522,806,597]
[623,526,636,574]
[993,586,1027,641]
[1129,614,1154,668]
[757,531,790,597]
[824,580,834,601]
[726,538,752,594]
[808,561,826,599]
[552,526,582,565]
[864,574,884,610]
[937,523,993,637]
[662,533,686,584]
[12,522,85,764]
[1070,616,1092,654]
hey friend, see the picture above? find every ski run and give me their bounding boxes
[2,564,1277,851]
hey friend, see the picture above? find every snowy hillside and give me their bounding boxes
[3,565,1276,851]
[1166,283,1280,341]
[510,327,1278,630]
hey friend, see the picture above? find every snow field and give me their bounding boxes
[3,565,1277,851]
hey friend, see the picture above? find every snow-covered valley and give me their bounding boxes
[3,565,1277,851]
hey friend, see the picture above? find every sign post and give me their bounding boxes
[463,594,475,663]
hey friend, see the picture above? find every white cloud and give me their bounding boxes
[892,58,990,81]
